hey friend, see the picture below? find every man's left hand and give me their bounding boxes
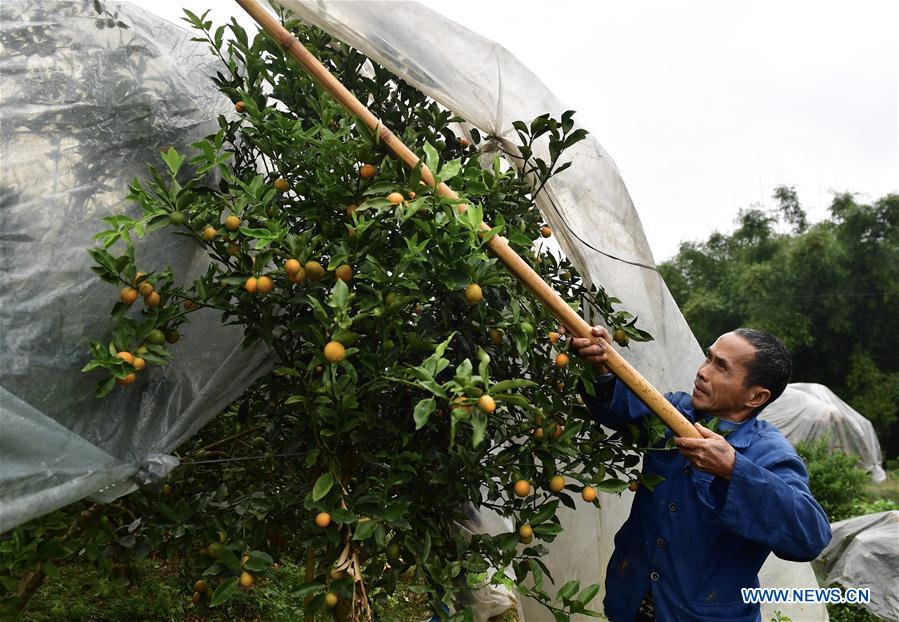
[674,423,736,479]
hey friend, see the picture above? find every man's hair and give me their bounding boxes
[733,328,792,413]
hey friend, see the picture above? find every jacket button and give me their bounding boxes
[668,502,678,512]
[657,538,667,548]
[682,467,690,476]
[650,571,660,581]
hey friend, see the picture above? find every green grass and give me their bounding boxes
[863,468,899,504]
[19,556,518,622]
[826,602,884,622]
[21,558,191,622]
[848,467,899,518]
[23,548,890,622]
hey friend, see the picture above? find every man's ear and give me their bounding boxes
[745,386,771,410]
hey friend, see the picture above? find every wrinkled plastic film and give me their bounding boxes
[813,511,899,620]
[0,388,134,531]
[760,382,886,482]
[0,0,273,530]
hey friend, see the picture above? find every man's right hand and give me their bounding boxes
[558,325,613,374]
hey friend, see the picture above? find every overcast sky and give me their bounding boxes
[147,0,898,261]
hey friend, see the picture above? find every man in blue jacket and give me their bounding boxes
[568,326,832,622]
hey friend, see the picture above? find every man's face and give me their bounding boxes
[691,332,763,417]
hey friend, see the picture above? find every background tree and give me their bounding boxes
[660,187,899,457]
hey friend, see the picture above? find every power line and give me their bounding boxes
[185,450,311,466]
[541,191,660,272]
[744,292,891,300]
[493,140,660,272]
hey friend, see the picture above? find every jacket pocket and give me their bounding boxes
[686,598,758,621]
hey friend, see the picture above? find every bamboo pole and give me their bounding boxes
[233,0,701,440]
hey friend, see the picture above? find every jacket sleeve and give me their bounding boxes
[578,377,653,432]
[715,451,832,561]
[578,377,692,434]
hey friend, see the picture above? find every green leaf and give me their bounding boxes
[576,584,601,606]
[494,532,519,552]
[291,581,326,598]
[329,508,356,524]
[380,501,411,522]
[455,358,473,381]
[362,181,396,196]
[491,393,531,407]
[641,473,665,490]
[563,128,589,149]
[476,347,490,385]
[557,579,580,602]
[597,479,629,494]
[438,158,462,181]
[529,559,544,590]
[329,279,349,312]
[202,564,221,577]
[471,411,487,448]
[433,332,456,359]
[529,500,559,525]
[312,473,334,501]
[533,522,564,537]
[81,360,102,372]
[416,380,447,399]
[216,546,241,572]
[421,529,431,562]
[413,397,435,430]
[409,366,435,382]
[41,562,60,578]
[353,519,378,541]
[210,577,238,607]
[87,247,118,274]
[490,379,538,392]
[513,330,527,355]
[95,377,116,398]
[160,148,185,177]
[244,550,273,572]
[331,329,362,345]
[306,295,330,324]
[238,226,275,239]
[422,142,439,174]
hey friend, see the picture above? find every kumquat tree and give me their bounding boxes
[63,7,656,621]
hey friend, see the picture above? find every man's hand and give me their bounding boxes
[558,325,612,373]
[674,423,736,479]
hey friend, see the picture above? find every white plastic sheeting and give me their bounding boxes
[760,382,886,482]
[0,0,273,532]
[757,555,834,622]
[814,511,899,620]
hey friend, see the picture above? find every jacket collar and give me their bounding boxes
[707,416,757,448]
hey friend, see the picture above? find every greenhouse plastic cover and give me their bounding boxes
[0,1,825,620]
[759,382,887,482]
[813,511,899,620]
[0,0,273,533]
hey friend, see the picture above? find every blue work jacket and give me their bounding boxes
[581,377,832,622]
